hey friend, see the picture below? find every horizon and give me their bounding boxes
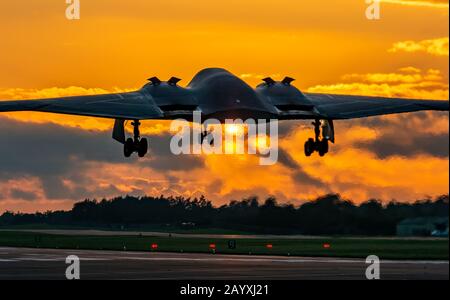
[2,192,449,214]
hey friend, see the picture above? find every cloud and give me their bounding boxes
[398,67,422,73]
[0,112,448,212]
[277,148,325,188]
[341,68,443,84]
[389,37,449,56]
[240,73,281,81]
[0,86,133,100]
[381,0,449,8]
[356,130,449,158]
[307,67,449,99]
[333,110,449,158]
[144,134,206,171]
[0,117,204,202]
[282,121,449,203]
[0,118,124,200]
[10,189,39,201]
[0,178,44,203]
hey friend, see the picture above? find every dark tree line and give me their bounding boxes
[0,194,448,235]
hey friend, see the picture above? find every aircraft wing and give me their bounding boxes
[0,91,164,120]
[306,93,450,119]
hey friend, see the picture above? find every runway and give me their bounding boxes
[0,247,448,280]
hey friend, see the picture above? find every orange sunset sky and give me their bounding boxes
[0,0,449,212]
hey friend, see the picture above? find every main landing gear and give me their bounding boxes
[124,120,148,158]
[201,126,215,145]
[304,119,334,157]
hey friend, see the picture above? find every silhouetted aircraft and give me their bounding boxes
[1,68,448,157]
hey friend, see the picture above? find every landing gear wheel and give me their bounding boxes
[124,138,134,158]
[304,119,334,157]
[304,138,315,157]
[137,138,148,158]
[318,139,329,157]
[121,120,149,158]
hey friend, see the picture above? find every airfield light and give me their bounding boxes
[151,243,158,250]
[266,244,273,249]
[209,243,216,249]
[323,243,331,249]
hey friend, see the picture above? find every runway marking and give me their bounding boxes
[111,256,449,265]
[0,254,112,263]
[13,258,63,262]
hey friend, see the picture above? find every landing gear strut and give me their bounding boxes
[304,119,333,157]
[201,126,215,146]
[124,120,148,158]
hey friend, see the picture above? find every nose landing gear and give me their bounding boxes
[304,119,333,157]
[124,120,148,158]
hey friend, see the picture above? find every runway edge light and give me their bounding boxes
[209,243,216,254]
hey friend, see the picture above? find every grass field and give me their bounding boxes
[0,231,448,260]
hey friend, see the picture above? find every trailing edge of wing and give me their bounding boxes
[306,93,450,119]
[0,91,164,120]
